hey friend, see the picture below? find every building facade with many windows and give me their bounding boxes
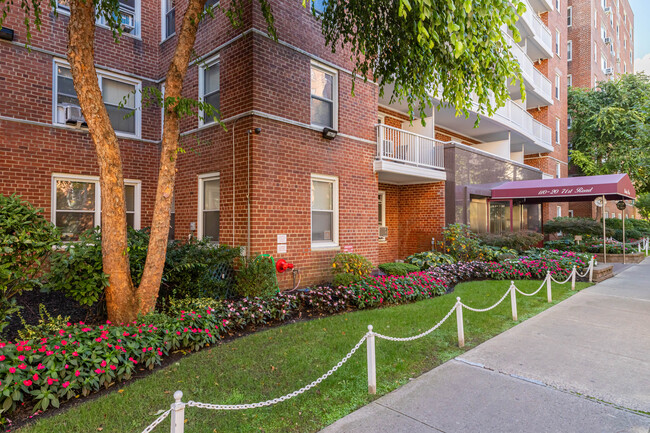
[1,0,582,286]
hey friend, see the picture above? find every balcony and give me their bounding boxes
[493,100,552,149]
[374,125,446,185]
[527,0,552,13]
[506,33,553,107]
[515,0,553,60]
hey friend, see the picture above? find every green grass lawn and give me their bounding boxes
[18,279,591,433]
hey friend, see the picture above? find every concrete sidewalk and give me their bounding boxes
[321,259,650,433]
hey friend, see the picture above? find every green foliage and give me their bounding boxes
[333,273,362,287]
[17,305,70,341]
[378,263,420,276]
[568,73,650,194]
[441,224,491,262]
[331,253,373,278]
[405,251,456,270]
[482,246,520,262]
[635,193,650,220]
[165,297,223,317]
[476,230,544,252]
[163,239,239,299]
[0,194,60,334]
[319,0,526,124]
[543,217,611,237]
[234,256,278,298]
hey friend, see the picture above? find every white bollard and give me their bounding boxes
[588,257,594,283]
[170,391,185,433]
[646,238,649,256]
[639,243,642,253]
[366,325,376,394]
[546,272,552,303]
[571,266,576,291]
[456,298,464,348]
[510,282,517,322]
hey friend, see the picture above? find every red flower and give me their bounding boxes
[9,367,16,373]
[74,370,80,377]
[23,380,32,387]
[33,374,38,381]
[110,365,116,371]
[0,355,5,361]
[62,381,70,388]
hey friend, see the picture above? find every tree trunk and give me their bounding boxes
[68,0,137,323]
[136,0,208,315]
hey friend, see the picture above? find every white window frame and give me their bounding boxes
[310,61,339,131]
[568,210,574,217]
[161,0,175,40]
[567,6,572,27]
[378,191,386,227]
[555,117,561,144]
[557,206,562,218]
[51,174,141,237]
[311,174,339,250]
[555,74,561,100]
[555,29,561,57]
[568,113,572,129]
[197,172,220,241]
[605,211,609,219]
[567,74,572,87]
[555,0,559,11]
[198,55,220,128]
[52,59,142,139]
[96,0,142,39]
[567,40,572,61]
[556,162,561,178]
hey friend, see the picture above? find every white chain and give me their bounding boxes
[460,287,512,312]
[549,268,574,285]
[514,277,547,297]
[576,263,592,278]
[140,409,171,433]
[185,334,368,411]
[373,303,457,342]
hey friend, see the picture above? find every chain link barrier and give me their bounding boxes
[514,276,548,297]
[459,287,512,312]
[141,409,172,433]
[549,269,575,285]
[373,303,458,342]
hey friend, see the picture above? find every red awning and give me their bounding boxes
[490,174,636,203]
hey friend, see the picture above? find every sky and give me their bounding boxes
[629,0,650,73]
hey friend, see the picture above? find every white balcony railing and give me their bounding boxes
[376,124,445,170]
[505,33,553,103]
[494,100,552,148]
[519,0,553,55]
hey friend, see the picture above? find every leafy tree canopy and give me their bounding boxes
[635,193,650,220]
[568,73,650,194]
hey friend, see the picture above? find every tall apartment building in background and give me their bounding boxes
[0,0,631,286]
[566,0,638,220]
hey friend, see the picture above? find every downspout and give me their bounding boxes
[247,130,251,258]
[232,118,238,247]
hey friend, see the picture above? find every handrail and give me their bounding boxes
[376,124,445,170]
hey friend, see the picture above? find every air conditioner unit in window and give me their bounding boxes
[604,37,612,44]
[378,226,388,240]
[62,104,87,128]
[605,67,614,75]
[604,6,612,14]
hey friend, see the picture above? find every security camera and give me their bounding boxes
[254,128,261,134]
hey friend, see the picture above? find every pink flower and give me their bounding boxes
[32,374,38,381]
[37,363,45,370]
[62,381,70,388]
[46,351,54,356]
[18,355,25,361]
[9,367,16,373]
[74,370,80,377]
[100,360,107,367]
[23,380,32,387]
[0,355,5,361]
[61,340,67,346]
[109,365,116,371]
[47,378,58,385]
[17,363,27,370]
[94,369,103,374]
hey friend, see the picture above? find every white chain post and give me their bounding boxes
[589,257,594,283]
[456,299,464,348]
[170,391,185,433]
[571,266,576,291]
[366,325,376,395]
[510,282,517,321]
[546,272,552,303]
[646,238,649,256]
[639,242,642,253]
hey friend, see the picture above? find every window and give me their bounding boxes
[624,63,627,73]
[601,0,606,9]
[567,74,572,87]
[555,29,560,56]
[162,0,175,39]
[198,173,220,242]
[594,42,598,63]
[567,6,572,26]
[378,191,386,239]
[311,0,327,14]
[311,174,338,248]
[601,26,607,41]
[555,0,559,11]
[556,162,561,178]
[594,11,597,29]
[555,74,560,100]
[567,40,572,61]
[310,62,338,129]
[568,114,572,129]
[601,55,608,72]
[54,61,140,137]
[204,0,219,10]
[557,206,562,218]
[198,57,220,126]
[52,175,140,241]
[97,0,140,37]
[56,0,70,13]
[568,210,574,217]
[605,211,609,218]
[555,118,560,144]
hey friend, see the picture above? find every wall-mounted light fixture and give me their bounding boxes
[322,127,337,140]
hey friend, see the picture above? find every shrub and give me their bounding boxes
[405,251,456,270]
[234,256,278,298]
[0,195,60,334]
[163,239,239,299]
[477,231,543,252]
[331,253,373,283]
[378,262,420,276]
[17,305,70,341]
[441,224,491,261]
[543,217,612,237]
[351,273,448,309]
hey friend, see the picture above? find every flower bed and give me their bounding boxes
[0,254,589,419]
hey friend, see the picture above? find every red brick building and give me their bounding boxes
[1,0,581,286]
[566,0,638,220]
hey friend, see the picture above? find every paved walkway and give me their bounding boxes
[321,259,650,433]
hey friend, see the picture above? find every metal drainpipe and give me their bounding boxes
[231,117,239,247]
[247,130,251,258]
